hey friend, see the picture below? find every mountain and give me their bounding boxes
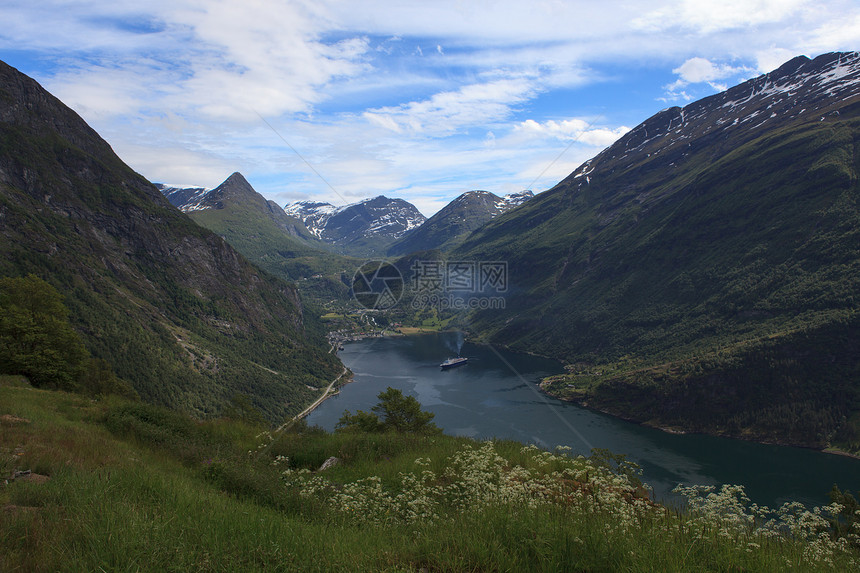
[387,189,533,255]
[284,195,426,256]
[283,200,339,239]
[170,173,354,303]
[455,51,860,451]
[164,173,322,242]
[155,183,210,211]
[0,60,342,421]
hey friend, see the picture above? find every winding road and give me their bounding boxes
[276,366,349,432]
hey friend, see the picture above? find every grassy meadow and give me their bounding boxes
[2,376,859,572]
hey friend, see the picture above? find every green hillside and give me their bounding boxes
[3,379,858,571]
[185,174,355,303]
[0,60,341,422]
[456,62,860,451]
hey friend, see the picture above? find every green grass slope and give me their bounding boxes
[2,379,858,572]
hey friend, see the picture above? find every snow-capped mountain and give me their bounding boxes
[283,201,339,239]
[387,189,533,255]
[284,195,426,255]
[450,51,860,445]
[155,183,211,212]
[567,51,860,187]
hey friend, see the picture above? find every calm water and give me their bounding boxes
[307,332,860,507]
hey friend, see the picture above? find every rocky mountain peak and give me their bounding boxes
[386,188,533,255]
[283,195,426,255]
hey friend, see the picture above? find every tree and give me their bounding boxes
[222,393,268,427]
[827,484,860,538]
[0,275,89,389]
[336,387,441,434]
[78,357,138,399]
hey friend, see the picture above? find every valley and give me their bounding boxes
[2,42,860,571]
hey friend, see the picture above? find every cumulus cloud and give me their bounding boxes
[662,57,754,100]
[515,119,630,147]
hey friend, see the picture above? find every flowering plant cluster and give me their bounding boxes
[267,437,859,569]
[279,442,654,528]
[674,483,860,568]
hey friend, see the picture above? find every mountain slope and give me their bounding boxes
[388,190,532,255]
[285,195,426,256]
[181,173,354,301]
[160,175,321,243]
[0,60,341,421]
[156,183,210,210]
[455,52,860,450]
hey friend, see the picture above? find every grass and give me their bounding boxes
[397,326,441,334]
[2,380,859,571]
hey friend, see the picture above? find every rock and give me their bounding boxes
[318,456,341,471]
[10,470,50,484]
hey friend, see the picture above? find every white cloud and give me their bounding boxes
[515,119,630,147]
[661,57,754,100]
[674,57,732,83]
[363,76,539,136]
[2,0,859,217]
[633,0,810,34]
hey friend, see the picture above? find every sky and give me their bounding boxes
[1,1,858,217]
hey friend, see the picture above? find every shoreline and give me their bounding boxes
[279,367,352,430]
[328,331,860,460]
[539,381,860,460]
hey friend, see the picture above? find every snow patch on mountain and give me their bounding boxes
[577,51,860,188]
[284,201,338,238]
[155,183,211,212]
[283,196,426,243]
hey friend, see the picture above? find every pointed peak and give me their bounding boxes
[223,172,251,186]
[213,172,257,196]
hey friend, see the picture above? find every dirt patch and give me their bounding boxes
[2,504,41,516]
[0,414,31,426]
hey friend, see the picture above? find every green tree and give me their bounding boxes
[0,274,89,389]
[78,357,138,399]
[827,484,860,538]
[336,387,441,434]
[222,393,268,427]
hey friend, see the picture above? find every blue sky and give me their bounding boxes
[2,1,858,216]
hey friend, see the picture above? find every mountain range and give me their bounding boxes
[3,50,860,453]
[0,60,341,421]
[166,180,533,260]
[454,51,860,450]
[284,196,426,256]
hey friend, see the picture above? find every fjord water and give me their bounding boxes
[307,332,860,507]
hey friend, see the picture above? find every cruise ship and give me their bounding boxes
[440,356,468,369]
